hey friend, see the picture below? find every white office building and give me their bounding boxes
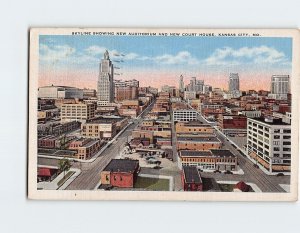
[269,75,290,100]
[184,91,196,100]
[38,85,83,99]
[228,73,239,92]
[61,102,96,123]
[247,117,291,174]
[173,109,198,122]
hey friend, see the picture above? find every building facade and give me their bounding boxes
[175,121,214,134]
[247,117,291,173]
[61,102,96,123]
[269,75,290,100]
[181,166,203,191]
[179,75,185,92]
[179,149,238,171]
[176,137,222,151]
[173,109,198,122]
[38,85,83,99]
[228,73,240,92]
[81,119,118,140]
[100,159,140,188]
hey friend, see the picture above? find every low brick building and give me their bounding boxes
[218,115,247,135]
[100,159,140,188]
[69,138,101,160]
[179,149,238,171]
[175,121,214,134]
[181,166,203,191]
[176,137,222,151]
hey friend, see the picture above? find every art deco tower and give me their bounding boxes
[97,50,114,106]
[179,75,185,92]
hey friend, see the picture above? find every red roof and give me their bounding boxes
[234,181,249,192]
[38,167,57,177]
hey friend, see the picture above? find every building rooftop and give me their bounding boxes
[183,121,211,127]
[180,150,212,157]
[86,117,120,124]
[83,139,100,148]
[38,167,58,177]
[210,149,236,158]
[103,159,139,173]
[182,166,202,184]
[177,137,220,143]
[250,117,291,126]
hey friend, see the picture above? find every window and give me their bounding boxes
[283,135,291,140]
[283,141,291,145]
[274,135,280,139]
[274,129,280,133]
[283,129,291,134]
[273,147,280,151]
[283,147,291,152]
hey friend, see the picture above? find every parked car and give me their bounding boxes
[276,173,284,177]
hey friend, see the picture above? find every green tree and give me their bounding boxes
[58,158,71,178]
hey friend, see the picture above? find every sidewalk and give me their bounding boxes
[37,165,81,190]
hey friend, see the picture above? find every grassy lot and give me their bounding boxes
[218,183,254,192]
[134,177,169,191]
[219,183,235,192]
[57,171,75,187]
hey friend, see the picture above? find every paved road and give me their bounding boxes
[65,101,155,190]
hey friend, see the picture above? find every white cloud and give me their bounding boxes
[40,44,76,63]
[124,53,139,60]
[204,46,289,66]
[84,46,107,56]
[150,51,200,65]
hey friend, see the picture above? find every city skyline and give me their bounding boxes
[39,35,292,91]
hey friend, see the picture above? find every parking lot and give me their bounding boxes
[118,149,175,169]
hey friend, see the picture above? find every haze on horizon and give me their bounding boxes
[38,35,292,91]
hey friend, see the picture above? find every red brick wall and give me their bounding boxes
[181,172,203,191]
[110,172,134,188]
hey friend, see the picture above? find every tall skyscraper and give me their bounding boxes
[186,77,204,93]
[179,75,185,92]
[228,73,239,92]
[270,75,290,100]
[97,50,114,106]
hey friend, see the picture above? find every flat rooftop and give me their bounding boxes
[251,117,291,126]
[177,137,220,143]
[182,166,202,184]
[83,139,99,147]
[210,149,236,158]
[103,159,139,173]
[180,150,212,157]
